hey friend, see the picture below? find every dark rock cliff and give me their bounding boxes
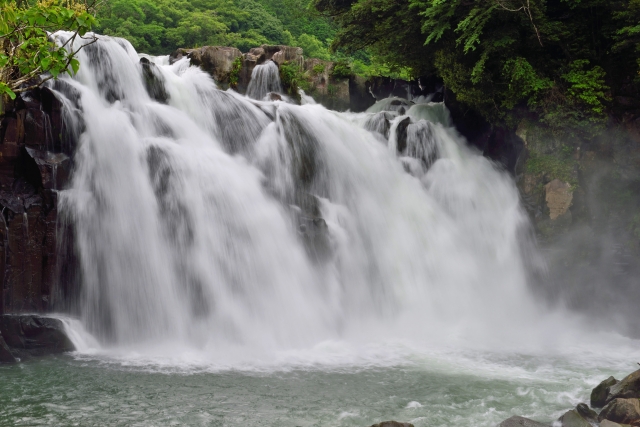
[0,88,77,316]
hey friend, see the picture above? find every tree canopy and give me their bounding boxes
[94,0,336,55]
[315,0,640,134]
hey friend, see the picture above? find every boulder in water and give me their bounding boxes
[557,408,592,427]
[607,370,640,403]
[593,376,621,407]
[575,403,598,422]
[498,416,549,427]
[598,398,640,426]
[0,315,74,360]
[369,422,414,427]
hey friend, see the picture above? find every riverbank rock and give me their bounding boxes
[369,422,414,427]
[593,376,621,407]
[598,398,640,426]
[499,415,549,427]
[0,314,74,361]
[608,370,640,403]
[557,407,593,427]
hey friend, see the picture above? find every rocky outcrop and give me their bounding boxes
[0,314,74,362]
[594,377,623,407]
[170,46,242,88]
[0,88,76,316]
[301,59,350,111]
[593,371,640,408]
[599,399,640,426]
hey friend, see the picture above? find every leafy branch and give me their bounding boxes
[0,0,99,101]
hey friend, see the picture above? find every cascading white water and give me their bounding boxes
[246,60,283,100]
[49,32,575,363]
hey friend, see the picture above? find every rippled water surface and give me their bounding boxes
[1,344,637,427]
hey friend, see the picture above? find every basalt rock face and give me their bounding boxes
[0,88,77,316]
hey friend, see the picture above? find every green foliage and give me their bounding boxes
[312,63,326,74]
[1,0,97,100]
[229,56,242,87]
[296,33,330,60]
[330,61,351,79]
[279,60,301,99]
[317,0,634,138]
[95,0,337,59]
[561,60,610,118]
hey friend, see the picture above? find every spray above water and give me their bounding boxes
[45,32,625,368]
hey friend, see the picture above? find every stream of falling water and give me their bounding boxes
[5,32,636,427]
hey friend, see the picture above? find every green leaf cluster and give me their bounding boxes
[316,0,637,137]
[1,0,97,100]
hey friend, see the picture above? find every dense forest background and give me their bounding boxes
[313,0,640,135]
[94,0,335,60]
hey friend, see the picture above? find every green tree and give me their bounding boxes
[1,0,97,101]
[316,0,631,136]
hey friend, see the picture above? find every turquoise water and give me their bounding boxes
[2,344,637,427]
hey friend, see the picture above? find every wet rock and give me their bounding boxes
[544,179,573,220]
[395,117,412,153]
[170,46,242,86]
[25,147,70,190]
[598,398,640,426]
[369,422,414,427]
[593,376,620,408]
[0,331,17,363]
[498,416,549,427]
[575,403,598,422]
[261,45,303,67]
[364,112,393,140]
[557,408,591,427]
[268,92,282,101]
[0,315,74,359]
[607,370,640,404]
[140,57,169,104]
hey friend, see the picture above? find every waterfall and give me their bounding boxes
[49,33,547,358]
[246,61,283,100]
